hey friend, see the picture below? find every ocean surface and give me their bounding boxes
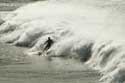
[0,43,100,83]
[0,0,125,83]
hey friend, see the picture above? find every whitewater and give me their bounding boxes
[0,0,125,83]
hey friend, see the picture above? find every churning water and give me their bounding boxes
[0,0,125,83]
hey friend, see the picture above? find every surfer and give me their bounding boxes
[38,37,54,56]
[43,37,54,52]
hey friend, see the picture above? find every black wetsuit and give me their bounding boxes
[44,37,54,51]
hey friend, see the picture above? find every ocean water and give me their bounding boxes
[0,43,100,83]
[0,0,125,83]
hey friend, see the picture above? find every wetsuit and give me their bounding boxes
[44,37,54,51]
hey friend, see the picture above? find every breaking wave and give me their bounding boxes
[0,0,125,83]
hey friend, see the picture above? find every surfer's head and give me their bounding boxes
[48,37,51,40]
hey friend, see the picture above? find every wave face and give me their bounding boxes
[0,0,125,83]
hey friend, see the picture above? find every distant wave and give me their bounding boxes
[0,0,125,83]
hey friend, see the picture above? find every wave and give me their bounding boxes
[0,0,125,83]
[86,40,125,83]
